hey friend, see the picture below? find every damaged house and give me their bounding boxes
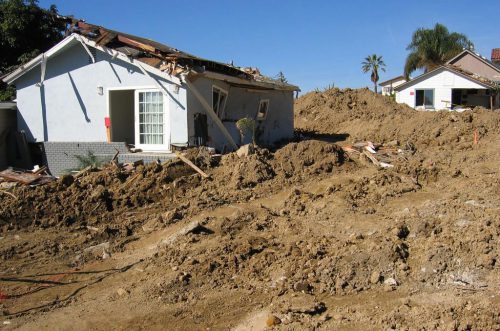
[2,21,299,174]
[395,49,500,110]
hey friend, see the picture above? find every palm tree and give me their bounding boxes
[362,54,386,93]
[404,23,473,79]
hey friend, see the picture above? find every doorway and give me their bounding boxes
[109,89,135,144]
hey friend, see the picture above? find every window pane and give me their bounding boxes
[138,91,165,145]
[219,93,226,114]
[213,90,219,112]
[424,90,434,107]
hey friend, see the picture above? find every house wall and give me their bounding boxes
[381,78,406,96]
[13,42,187,146]
[395,68,488,110]
[186,76,294,151]
[451,53,500,81]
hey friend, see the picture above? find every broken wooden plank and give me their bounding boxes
[117,35,156,53]
[0,169,40,185]
[32,166,48,175]
[362,150,380,167]
[175,152,210,179]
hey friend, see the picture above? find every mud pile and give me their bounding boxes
[0,141,347,232]
[295,87,500,149]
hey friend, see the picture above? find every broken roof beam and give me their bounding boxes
[117,35,156,54]
[95,29,117,46]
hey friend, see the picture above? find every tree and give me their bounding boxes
[362,54,386,93]
[404,23,473,79]
[0,0,68,100]
[275,71,288,83]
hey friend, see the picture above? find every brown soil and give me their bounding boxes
[0,88,498,330]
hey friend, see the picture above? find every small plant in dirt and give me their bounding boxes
[236,117,257,145]
[66,151,108,172]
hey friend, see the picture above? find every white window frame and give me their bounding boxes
[134,89,170,151]
[212,85,228,118]
[415,89,435,109]
[257,99,270,121]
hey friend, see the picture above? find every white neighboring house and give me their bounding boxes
[379,75,407,96]
[395,49,500,111]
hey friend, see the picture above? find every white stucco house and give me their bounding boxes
[379,75,407,96]
[395,49,500,111]
[2,21,299,173]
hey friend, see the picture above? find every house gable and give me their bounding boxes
[13,39,185,143]
[395,67,492,110]
[447,50,500,82]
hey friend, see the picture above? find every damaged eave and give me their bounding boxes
[197,70,300,92]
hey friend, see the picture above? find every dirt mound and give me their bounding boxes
[295,87,500,149]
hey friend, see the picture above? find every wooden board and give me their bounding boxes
[175,152,210,179]
[0,169,40,185]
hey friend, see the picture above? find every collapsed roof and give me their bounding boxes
[68,21,299,91]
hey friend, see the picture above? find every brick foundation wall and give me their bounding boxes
[41,142,175,176]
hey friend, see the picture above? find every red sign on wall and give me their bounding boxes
[410,91,414,95]
[104,117,111,128]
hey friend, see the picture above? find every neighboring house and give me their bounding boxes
[2,21,299,174]
[492,48,500,66]
[379,75,407,96]
[395,49,500,111]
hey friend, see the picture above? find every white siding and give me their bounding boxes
[14,42,187,144]
[395,68,488,110]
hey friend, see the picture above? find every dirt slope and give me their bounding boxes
[0,88,498,330]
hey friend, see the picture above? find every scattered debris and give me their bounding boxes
[0,168,55,186]
[342,141,406,168]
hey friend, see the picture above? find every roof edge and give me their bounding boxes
[395,66,496,91]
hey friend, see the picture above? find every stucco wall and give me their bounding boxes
[452,53,500,81]
[186,76,294,151]
[13,42,187,147]
[395,68,488,110]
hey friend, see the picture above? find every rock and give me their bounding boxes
[83,242,110,259]
[60,174,74,186]
[266,314,281,326]
[116,288,128,296]
[236,144,255,158]
[293,281,311,293]
[393,224,410,239]
[384,277,398,286]
[370,271,382,284]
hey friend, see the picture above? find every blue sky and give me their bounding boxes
[40,0,500,92]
